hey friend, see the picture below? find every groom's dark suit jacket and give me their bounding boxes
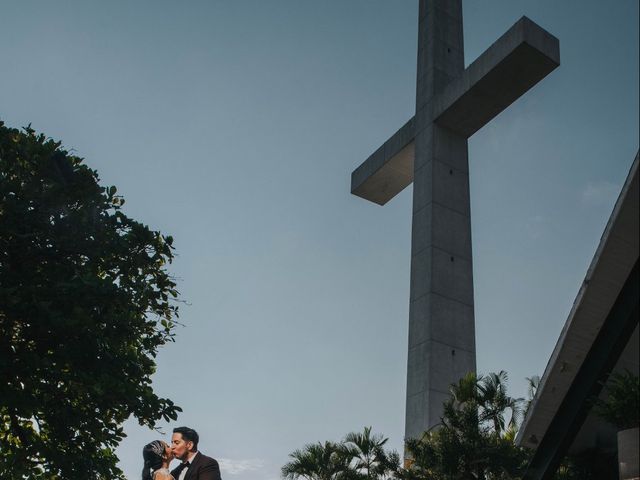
[171,451,222,480]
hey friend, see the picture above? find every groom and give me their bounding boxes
[170,426,222,480]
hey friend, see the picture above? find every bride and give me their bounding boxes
[142,440,175,480]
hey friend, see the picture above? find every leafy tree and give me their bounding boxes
[282,441,352,480]
[0,122,181,478]
[523,375,540,417]
[593,369,639,430]
[477,371,523,437]
[342,427,400,480]
[282,429,400,480]
[398,373,529,480]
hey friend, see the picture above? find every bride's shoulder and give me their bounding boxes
[153,469,174,480]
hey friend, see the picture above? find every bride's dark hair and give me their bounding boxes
[142,440,165,480]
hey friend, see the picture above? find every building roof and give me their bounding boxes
[516,151,639,452]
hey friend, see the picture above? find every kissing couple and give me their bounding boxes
[142,426,222,480]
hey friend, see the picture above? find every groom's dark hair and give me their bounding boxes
[173,426,199,450]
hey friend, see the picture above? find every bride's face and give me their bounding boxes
[163,442,174,462]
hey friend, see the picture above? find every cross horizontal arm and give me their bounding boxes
[351,117,416,205]
[433,16,559,138]
[351,17,559,206]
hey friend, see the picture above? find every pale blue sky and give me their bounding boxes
[1,1,638,479]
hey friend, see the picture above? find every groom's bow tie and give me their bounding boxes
[173,461,189,477]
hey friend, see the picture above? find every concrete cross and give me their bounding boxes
[350,0,559,440]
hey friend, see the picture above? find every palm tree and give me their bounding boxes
[449,371,481,405]
[342,427,399,479]
[478,370,524,436]
[524,375,541,416]
[395,371,533,479]
[281,441,351,480]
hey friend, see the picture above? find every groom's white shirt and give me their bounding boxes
[178,451,199,480]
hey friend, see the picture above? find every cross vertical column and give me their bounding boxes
[405,0,476,439]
